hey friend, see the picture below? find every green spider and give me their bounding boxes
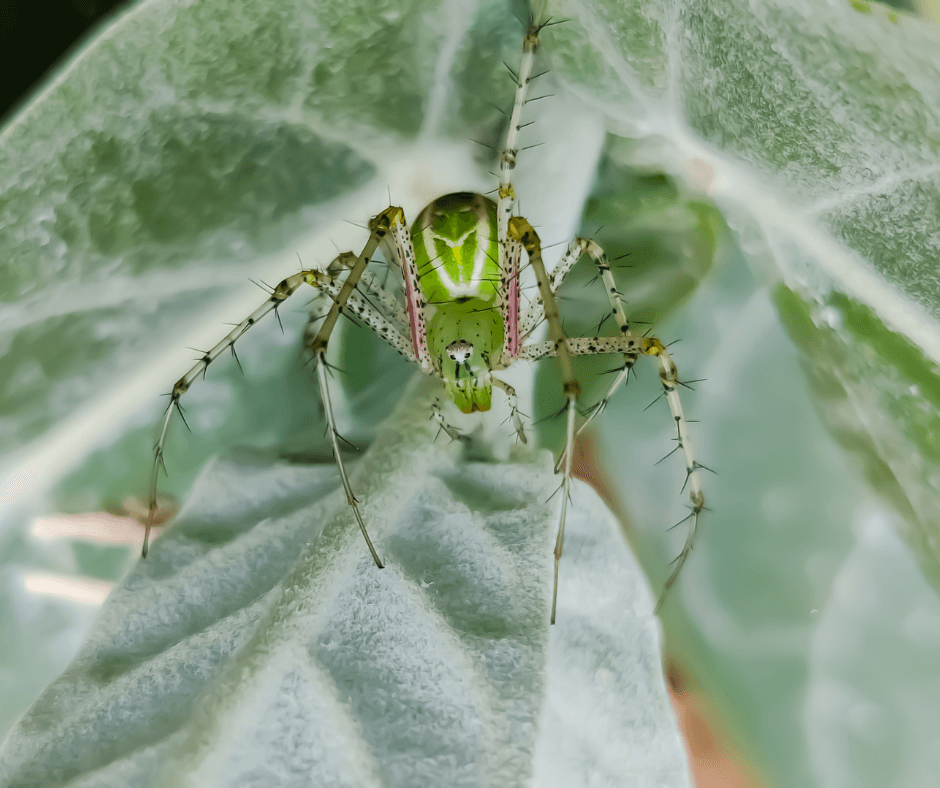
[145,19,707,624]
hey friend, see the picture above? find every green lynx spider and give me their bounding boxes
[145,20,707,623]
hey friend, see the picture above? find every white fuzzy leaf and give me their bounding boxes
[0,384,689,787]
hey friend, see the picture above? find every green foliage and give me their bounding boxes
[3,0,940,785]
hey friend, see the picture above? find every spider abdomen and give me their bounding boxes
[412,192,500,304]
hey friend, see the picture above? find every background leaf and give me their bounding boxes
[540,1,940,786]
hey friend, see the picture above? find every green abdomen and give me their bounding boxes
[411,192,500,305]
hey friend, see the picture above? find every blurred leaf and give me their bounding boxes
[540,0,940,587]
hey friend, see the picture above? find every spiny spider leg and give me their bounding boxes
[496,22,542,241]
[652,351,706,613]
[304,268,416,364]
[507,216,580,625]
[496,20,548,359]
[145,208,405,563]
[515,335,660,361]
[493,20,580,624]
[430,399,468,443]
[518,237,584,340]
[548,238,638,471]
[146,267,327,556]
[314,360,385,567]
[491,376,527,444]
[306,205,410,569]
[514,332,708,611]
[379,210,432,370]
[328,250,412,340]
[501,226,523,357]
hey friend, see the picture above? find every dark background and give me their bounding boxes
[0,0,126,123]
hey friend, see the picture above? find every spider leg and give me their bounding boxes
[378,212,432,370]
[306,205,412,569]
[145,207,408,564]
[145,266,333,557]
[313,359,385,567]
[517,336,659,361]
[518,238,585,340]
[652,351,707,613]
[430,398,469,443]
[545,238,638,468]
[506,216,579,625]
[497,20,551,357]
[326,250,411,340]
[501,234,523,357]
[491,376,527,444]
[310,253,416,361]
[515,332,708,613]
[497,22,543,240]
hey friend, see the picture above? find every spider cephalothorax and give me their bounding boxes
[429,299,501,413]
[145,19,708,624]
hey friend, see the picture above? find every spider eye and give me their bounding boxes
[445,340,474,365]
